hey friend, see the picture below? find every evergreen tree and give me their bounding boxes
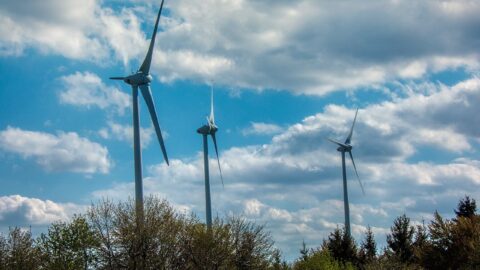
[270,249,290,270]
[324,227,358,265]
[360,226,376,262]
[386,214,415,263]
[419,209,480,269]
[412,221,428,263]
[455,195,477,219]
[299,240,309,262]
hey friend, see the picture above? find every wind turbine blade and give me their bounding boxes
[348,151,365,195]
[327,138,348,148]
[345,108,358,144]
[210,132,224,188]
[110,77,125,80]
[139,0,165,74]
[139,84,169,165]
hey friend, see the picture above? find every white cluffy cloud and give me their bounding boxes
[2,1,480,94]
[99,121,154,148]
[0,195,83,226]
[156,0,480,94]
[0,126,111,174]
[242,122,283,136]
[59,71,130,115]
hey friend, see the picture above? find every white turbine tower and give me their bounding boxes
[197,87,224,229]
[109,0,168,225]
[328,108,364,236]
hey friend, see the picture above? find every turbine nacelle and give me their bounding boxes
[197,124,218,135]
[337,145,352,152]
[126,72,152,86]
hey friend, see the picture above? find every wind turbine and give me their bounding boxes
[109,0,168,223]
[197,87,224,229]
[328,108,364,236]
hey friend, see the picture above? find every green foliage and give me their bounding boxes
[386,214,415,263]
[0,233,6,268]
[455,195,477,219]
[362,254,422,270]
[358,226,376,266]
[2,195,480,270]
[229,216,275,269]
[293,249,355,270]
[323,227,358,265]
[84,196,280,269]
[0,227,40,270]
[179,217,234,269]
[412,222,427,265]
[270,249,290,270]
[417,212,480,269]
[299,240,309,262]
[297,195,479,270]
[38,215,99,269]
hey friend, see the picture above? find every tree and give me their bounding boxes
[85,196,280,269]
[141,196,185,269]
[299,240,309,262]
[87,196,187,269]
[0,233,7,270]
[229,216,276,270]
[179,217,234,269]
[270,249,290,270]
[455,195,477,219]
[87,199,119,269]
[38,215,99,270]
[323,227,358,265]
[386,214,415,263]
[419,210,480,269]
[412,221,428,264]
[293,248,354,270]
[359,226,376,264]
[4,227,40,270]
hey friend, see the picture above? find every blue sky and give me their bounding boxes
[1,0,480,260]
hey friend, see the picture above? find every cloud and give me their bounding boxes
[0,0,107,60]
[91,76,480,259]
[0,126,112,174]
[2,1,480,94]
[0,0,149,63]
[59,71,130,115]
[154,0,480,94]
[242,122,283,136]
[98,121,154,148]
[0,195,84,226]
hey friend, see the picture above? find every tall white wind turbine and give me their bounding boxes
[328,108,364,236]
[197,87,224,229]
[109,0,169,224]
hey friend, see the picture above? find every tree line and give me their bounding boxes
[294,195,480,269]
[0,196,478,269]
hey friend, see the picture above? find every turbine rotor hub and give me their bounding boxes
[123,72,151,86]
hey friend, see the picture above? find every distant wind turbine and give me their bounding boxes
[197,86,224,229]
[109,0,168,224]
[328,108,364,236]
